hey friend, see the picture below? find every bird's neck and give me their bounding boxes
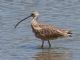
[31,17,38,25]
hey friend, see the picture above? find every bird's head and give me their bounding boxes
[31,11,39,18]
[15,11,39,28]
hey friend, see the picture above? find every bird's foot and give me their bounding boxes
[48,40,51,48]
[49,44,51,48]
[41,45,44,48]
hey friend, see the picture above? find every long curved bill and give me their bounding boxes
[15,15,31,28]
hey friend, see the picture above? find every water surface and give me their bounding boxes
[0,0,80,60]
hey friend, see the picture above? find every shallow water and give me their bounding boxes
[0,0,80,60]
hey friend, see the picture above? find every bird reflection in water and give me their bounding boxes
[34,49,71,60]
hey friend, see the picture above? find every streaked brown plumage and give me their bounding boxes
[15,11,72,48]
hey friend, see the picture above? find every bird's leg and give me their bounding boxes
[41,40,44,48]
[48,40,51,48]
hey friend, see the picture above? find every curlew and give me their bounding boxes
[15,11,72,48]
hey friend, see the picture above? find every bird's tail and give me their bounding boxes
[67,30,72,37]
[62,29,72,37]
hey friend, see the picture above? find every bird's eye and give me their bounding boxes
[31,13,33,16]
[31,13,35,17]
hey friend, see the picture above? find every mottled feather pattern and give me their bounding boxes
[31,22,70,40]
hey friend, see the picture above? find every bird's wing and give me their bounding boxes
[37,23,65,36]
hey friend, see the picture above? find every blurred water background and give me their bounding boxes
[0,0,80,60]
